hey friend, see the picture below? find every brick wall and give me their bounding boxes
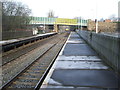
[87,20,118,33]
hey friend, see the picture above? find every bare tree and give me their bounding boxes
[99,18,104,22]
[2,0,31,31]
[47,10,54,18]
[108,14,117,21]
[0,1,2,32]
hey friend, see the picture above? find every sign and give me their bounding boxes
[56,18,77,25]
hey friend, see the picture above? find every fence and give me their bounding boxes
[2,30,33,40]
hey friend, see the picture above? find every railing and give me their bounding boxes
[29,17,88,26]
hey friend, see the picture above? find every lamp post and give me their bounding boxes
[95,0,98,33]
[44,17,45,31]
[81,17,82,30]
[77,17,79,30]
[95,19,98,33]
[117,1,120,33]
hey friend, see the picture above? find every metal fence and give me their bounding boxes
[2,30,33,40]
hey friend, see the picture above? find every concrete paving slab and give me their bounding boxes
[43,85,74,88]
[48,78,62,85]
[67,40,85,44]
[68,38,83,41]
[57,55,101,61]
[55,61,108,69]
[51,70,119,88]
[69,35,80,38]
[69,38,82,41]
[42,85,108,90]
[69,34,82,39]
[69,33,80,38]
[76,87,118,90]
[63,44,97,56]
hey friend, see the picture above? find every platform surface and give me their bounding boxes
[41,32,119,89]
[0,32,55,45]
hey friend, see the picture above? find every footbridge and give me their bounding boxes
[29,17,88,26]
[29,17,88,32]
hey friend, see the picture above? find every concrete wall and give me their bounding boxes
[77,30,120,73]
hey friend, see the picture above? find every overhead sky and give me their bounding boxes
[16,0,119,20]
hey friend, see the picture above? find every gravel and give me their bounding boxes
[1,33,69,88]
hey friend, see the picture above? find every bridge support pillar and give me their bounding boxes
[54,24,58,33]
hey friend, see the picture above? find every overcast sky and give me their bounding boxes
[17,0,119,20]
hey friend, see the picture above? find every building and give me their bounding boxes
[104,19,111,22]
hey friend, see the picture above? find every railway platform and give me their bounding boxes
[1,32,57,52]
[41,32,119,89]
[0,32,56,45]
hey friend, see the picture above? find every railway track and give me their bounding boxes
[1,33,69,89]
[1,33,58,66]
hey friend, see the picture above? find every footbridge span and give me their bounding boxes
[29,17,88,32]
